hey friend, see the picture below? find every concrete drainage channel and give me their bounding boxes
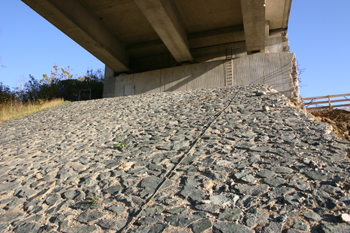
[0,84,350,233]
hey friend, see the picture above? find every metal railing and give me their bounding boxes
[302,93,350,111]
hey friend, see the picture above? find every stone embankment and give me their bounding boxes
[0,84,350,233]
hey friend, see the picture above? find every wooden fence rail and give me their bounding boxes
[302,93,350,111]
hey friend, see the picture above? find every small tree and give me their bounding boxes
[296,60,305,87]
[41,65,74,84]
[22,75,42,102]
[0,82,15,103]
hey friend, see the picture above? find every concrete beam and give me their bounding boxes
[22,0,130,73]
[188,25,245,49]
[265,0,292,30]
[265,21,270,37]
[127,25,246,59]
[134,0,193,63]
[240,0,266,54]
[282,0,293,28]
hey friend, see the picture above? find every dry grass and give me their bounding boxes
[0,98,69,124]
[309,109,350,141]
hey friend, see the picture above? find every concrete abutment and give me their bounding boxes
[103,52,299,101]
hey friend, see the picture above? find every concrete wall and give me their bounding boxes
[103,66,116,98]
[232,52,299,101]
[110,60,225,97]
[104,52,299,101]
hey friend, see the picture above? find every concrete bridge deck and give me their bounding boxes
[0,85,350,233]
[21,0,292,73]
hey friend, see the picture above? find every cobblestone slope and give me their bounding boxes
[0,84,350,233]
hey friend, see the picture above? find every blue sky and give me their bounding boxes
[0,0,104,90]
[288,1,350,98]
[0,0,349,98]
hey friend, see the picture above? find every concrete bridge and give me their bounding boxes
[22,0,296,99]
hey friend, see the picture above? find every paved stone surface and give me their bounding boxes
[0,84,350,232]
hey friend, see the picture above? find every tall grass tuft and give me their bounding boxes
[0,98,69,124]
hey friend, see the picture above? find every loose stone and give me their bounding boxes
[0,212,24,223]
[241,174,257,184]
[0,183,21,193]
[191,218,212,233]
[195,204,220,213]
[320,222,350,233]
[14,222,41,233]
[165,212,207,227]
[257,170,276,178]
[141,205,165,217]
[130,224,168,233]
[97,219,126,230]
[180,186,205,202]
[304,171,333,180]
[268,187,295,198]
[60,224,99,233]
[304,211,322,221]
[261,221,284,233]
[106,204,125,215]
[218,208,243,221]
[209,194,239,207]
[341,213,350,223]
[264,177,286,187]
[140,176,163,189]
[271,166,294,174]
[102,185,122,195]
[45,194,61,206]
[288,180,310,191]
[293,219,310,232]
[235,184,270,196]
[214,222,254,233]
[4,198,23,210]
[77,211,105,223]
[244,208,269,228]
[0,223,10,233]
[14,187,36,198]
[137,214,163,225]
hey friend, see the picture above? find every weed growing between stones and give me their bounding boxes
[116,137,128,150]
[88,197,100,206]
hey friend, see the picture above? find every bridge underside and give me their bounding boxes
[22,0,294,98]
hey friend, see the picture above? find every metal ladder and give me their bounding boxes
[225,48,233,86]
